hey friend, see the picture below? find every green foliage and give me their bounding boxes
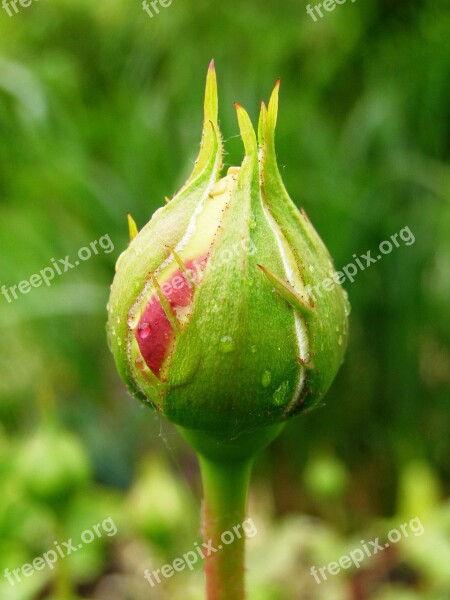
[0,0,448,597]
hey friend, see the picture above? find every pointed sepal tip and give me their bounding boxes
[127,213,139,242]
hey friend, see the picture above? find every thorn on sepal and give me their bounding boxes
[150,274,181,333]
[257,264,315,318]
[166,246,197,288]
[127,213,139,242]
[295,356,314,370]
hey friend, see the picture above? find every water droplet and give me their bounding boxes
[219,336,234,353]
[250,345,257,353]
[227,166,240,176]
[116,316,121,325]
[249,213,256,230]
[209,179,228,197]
[127,312,140,329]
[115,250,127,272]
[117,338,122,347]
[338,335,343,346]
[272,381,290,406]
[135,357,146,372]
[309,265,315,272]
[261,371,271,387]
[335,325,340,332]
[138,322,151,339]
[343,290,351,316]
[163,332,170,340]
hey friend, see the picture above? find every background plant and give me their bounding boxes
[0,1,449,598]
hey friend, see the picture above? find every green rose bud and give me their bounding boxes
[16,425,91,505]
[107,62,349,457]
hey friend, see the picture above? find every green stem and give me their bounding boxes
[198,456,253,600]
[54,521,71,600]
[179,424,284,599]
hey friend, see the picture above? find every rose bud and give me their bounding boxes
[107,61,349,460]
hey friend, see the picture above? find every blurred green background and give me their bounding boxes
[0,0,449,598]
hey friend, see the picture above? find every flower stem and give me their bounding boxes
[198,455,253,600]
[54,521,71,600]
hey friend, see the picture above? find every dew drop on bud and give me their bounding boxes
[219,336,234,353]
[338,335,343,346]
[135,357,146,372]
[250,345,257,353]
[227,166,240,176]
[271,381,290,407]
[209,179,228,197]
[261,371,271,387]
[138,322,151,339]
[343,290,351,316]
[115,251,127,273]
[127,312,140,330]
